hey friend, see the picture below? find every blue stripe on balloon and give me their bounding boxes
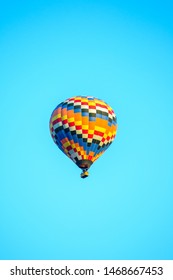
[56,131,63,141]
[82,140,87,151]
[68,105,74,110]
[78,137,83,147]
[74,108,81,113]
[96,113,102,118]
[90,142,97,153]
[102,115,108,120]
[89,116,96,121]
[66,130,73,141]
[82,112,89,117]
[93,143,100,156]
[72,133,79,144]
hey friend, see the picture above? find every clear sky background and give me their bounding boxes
[0,0,173,260]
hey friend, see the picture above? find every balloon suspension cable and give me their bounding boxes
[80,168,89,179]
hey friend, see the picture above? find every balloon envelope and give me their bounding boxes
[49,96,117,177]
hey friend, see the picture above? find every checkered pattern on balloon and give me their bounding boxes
[49,96,117,178]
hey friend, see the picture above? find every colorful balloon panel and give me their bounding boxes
[49,96,117,170]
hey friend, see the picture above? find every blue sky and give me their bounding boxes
[0,0,173,259]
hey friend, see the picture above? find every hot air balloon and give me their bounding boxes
[49,96,117,178]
